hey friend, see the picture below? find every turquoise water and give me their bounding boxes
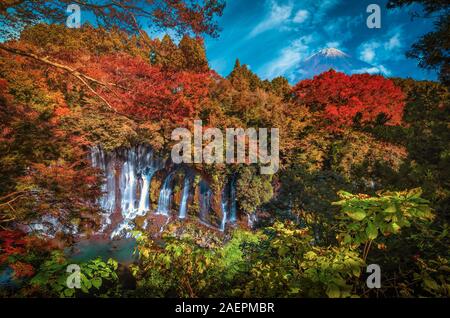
[0,267,17,288]
[68,238,138,264]
[0,239,137,290]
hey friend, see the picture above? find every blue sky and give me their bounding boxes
[203,0,439,83]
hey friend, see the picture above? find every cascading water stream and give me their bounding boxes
[136,146,159,216]
[179,174,192,219]
[229,176,237,222]
[137,171,151,214]
[156,171,175,216]
[219,176,238,231]
[91,146,116,231]
[120,150,138,220]
[111,146,162,238]
[89,145,162,238]
[199,180,212,222]
[220,188,228,232]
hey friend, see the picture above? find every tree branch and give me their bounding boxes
[0,42,160,123]
[0,43,125,112]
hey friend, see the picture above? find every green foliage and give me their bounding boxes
[334,188,434,246]
[130,228,260,297]
[413,256,450,297]
[369,80,450,218]
[236,166,273,214]
[231,222,364,298]
[29,251,120,298]
[2,187,444,298]
[132,231,221,297]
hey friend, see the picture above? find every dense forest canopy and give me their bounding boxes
[0,0,449,298]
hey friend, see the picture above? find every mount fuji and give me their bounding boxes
[291,48,385,82]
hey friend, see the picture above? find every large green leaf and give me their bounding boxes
[384,204,397,213]
[64,288,75,297]
[345,207,367,221]
[326,284,341,298]
[92,277,102,289]
[389,222,401,234]
[365,222,378,240]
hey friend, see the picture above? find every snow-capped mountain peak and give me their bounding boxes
[316,48,348,57]
[291,47,385,83]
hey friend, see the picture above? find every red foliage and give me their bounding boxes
[0,230,27,264]
[292,70,406,129]
[0,230,57,272]
[81,53,212,123]
[10,261,35,278]
[19,161,103,223]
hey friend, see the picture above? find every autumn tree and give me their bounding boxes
[150,34,209,72]
[292,70,406,129]
[269,76,292,100]
[0,0,225,115]
[151,34,187,70]
[236,166,273,216]
[84,53,213,123]
[0,77,102,232]
[0,0,225,40]
[227,59,265,91]
[179,35,209,72]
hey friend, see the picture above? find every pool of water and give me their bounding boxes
[67,238,138,264]
[0,267,18,288]
[0,239,138,290]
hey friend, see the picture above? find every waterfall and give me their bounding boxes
[220,187,228,231]
[137,167,157,215]
[118,147,160,220]
[248,213,257,229]
[229,176,237,222]
[156,171,175,216]
[90,145,163,238]
[90,146,116,231]
[119,150,138,220]
[220,176,238,231]
[111,146,161,238]
[110,221,133,239]
[179,174,192,219]
[199,180,212,222]
[90,144,241,237]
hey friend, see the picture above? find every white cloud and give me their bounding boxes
[378,65,391,75]
[353,66,391,76]
[293,10,309,23]
[357,28,403,76]
[359,41,380,63]
[354,67,381,74]
[249,1,293,38]
[385,32,402,51]
[261,35,315,79]
[307,0,341,23]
